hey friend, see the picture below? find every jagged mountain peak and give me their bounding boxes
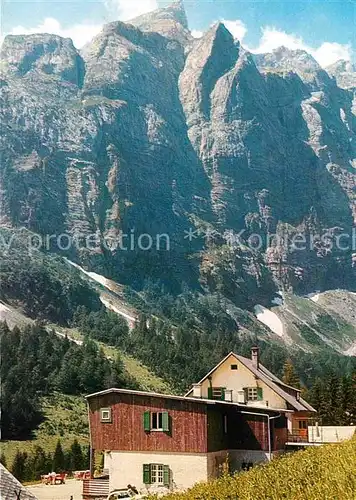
[1,6,355,310]
[325,59,356,90]
[0,33,82,84]
[128,0,191,44]
[1,33,77,62]
[208,21,234,39]
[254,46,332,89]
[326,59,355,73]
[130,0,188,30]
[255,46,321,72]
[193,21,239,56]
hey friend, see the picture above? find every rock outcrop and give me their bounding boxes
[0,2,355,299]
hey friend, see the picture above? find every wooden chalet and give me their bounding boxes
[86,347,316,495]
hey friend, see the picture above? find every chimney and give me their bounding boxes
[251,346,260,369]
[192,384,202,398]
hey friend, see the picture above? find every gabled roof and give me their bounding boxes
[185,351,316,413]
[0,463,38,500]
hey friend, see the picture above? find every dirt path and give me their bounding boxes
[27,479,82,500]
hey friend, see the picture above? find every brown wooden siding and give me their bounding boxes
[88,393,208,453]
[83,479,109,499]
[233,413,269,451]
[207,406,229,452]
[273,414,288,450]
[207,406,287,452]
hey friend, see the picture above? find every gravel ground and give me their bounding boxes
[27,479,83,500]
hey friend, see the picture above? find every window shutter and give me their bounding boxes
[143,464,151,484]
[143,411,151,431]
[220,388,226,401]
[208,387,213,399]
[243,388,248,402]
[257,387,263,401]
[162,411,169,432]
[163,465,170,486]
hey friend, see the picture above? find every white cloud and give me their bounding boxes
[313,42,352,68]
[251,26,352,68]
[1,4,353,69]
[221,19,247,42]
[105,0,158,21]
[252,27,304,53]
[1,0,159,49]
[4,17,102,48]
[191,29,203,39]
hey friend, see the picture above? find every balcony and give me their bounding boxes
[287,431,309,443]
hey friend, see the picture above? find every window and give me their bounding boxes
[152,412,163,430]
[143,464,170,486]
[245,387,263,401]
[208,387,226,400]
[298,420,307,430]
[100,408,112,422]
[231,364,238,370]
[151,464,164,484]
[212,388,224,399]
[247,387,258,401]
[143,411,169,432]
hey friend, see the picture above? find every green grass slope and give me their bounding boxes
[48,324,174,394]
[154,437,356,500]
[1,393,88,469]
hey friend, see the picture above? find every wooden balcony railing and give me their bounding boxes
[287,431,309,443]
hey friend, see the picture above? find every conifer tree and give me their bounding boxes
[11,451,27,481]
[70,439,84,471]
[31,446,51,479]
[52,440,65,472]
[282,359,301,389]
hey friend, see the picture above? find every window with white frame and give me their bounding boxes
[247,387,258,401]
[143,411,169,432]
[100,407,112,422]
[143,463,170,486]
[212,387,224,399]
[150,464,164,484]
[151,412,163,430]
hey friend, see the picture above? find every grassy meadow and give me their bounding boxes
[152,437,356,500]
[0,393,88,469]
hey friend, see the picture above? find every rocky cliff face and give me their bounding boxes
[326,60,356,90]
[0,2,355,302]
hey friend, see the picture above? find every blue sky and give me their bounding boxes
[1,0,355,67]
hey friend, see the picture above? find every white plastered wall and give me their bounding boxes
[200,354,287,409]
[105,451,208,493]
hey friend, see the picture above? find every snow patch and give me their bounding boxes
[100,297,137,326]
[64,258,110,287]
[0,302,10,320]
[254,304,285,337]
[307,292,320,302]
[64,258,137,329]
[344,342,356,357]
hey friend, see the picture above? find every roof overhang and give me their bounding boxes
[85,387,293,413]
